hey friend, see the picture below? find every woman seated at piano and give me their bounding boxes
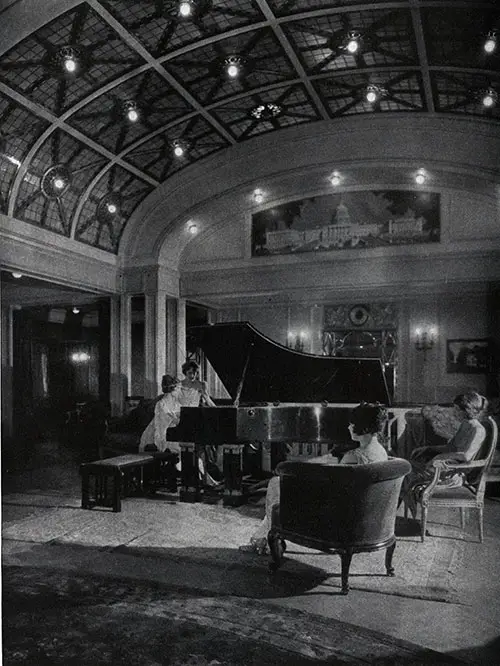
[239,402,389,555]
[139,374,182,453]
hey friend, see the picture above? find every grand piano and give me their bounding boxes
[175,321,392,505]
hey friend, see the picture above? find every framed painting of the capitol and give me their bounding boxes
[251,190,440,257]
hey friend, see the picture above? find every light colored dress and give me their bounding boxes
[139,393,181,453]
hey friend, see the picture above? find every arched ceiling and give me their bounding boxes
[0,0,499,254]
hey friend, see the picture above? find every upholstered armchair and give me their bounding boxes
[405,416,498,542]
[268,458,411,595]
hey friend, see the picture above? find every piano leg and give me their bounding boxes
[179,442,203,503]
[222,444,246,507]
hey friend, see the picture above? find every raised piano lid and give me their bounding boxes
[188,321,391,406]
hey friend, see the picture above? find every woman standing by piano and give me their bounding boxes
[239,402,389,555]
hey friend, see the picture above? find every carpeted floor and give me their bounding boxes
[2,492,466,604]
[3,565,462,666]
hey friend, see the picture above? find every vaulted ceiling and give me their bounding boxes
[0,0,499,254]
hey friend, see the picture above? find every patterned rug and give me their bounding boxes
[2,565,462,666]
[2,492,467,604]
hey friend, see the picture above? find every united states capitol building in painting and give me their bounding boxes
[252,190,440,256]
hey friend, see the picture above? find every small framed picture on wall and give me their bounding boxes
[446,338,491,374]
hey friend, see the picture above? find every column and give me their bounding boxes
[1,305,14,438]
[144,293,157,398]
[109,296,122,416]
[176,298,186,375]
[119,294,132,401]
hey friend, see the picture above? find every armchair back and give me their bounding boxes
[276,458,411,549]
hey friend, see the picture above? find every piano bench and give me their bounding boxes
[80,454,157,512]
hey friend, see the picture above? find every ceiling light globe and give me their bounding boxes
[72,307,80,314]
[174,144,184,157]
[366,90,378,103]
[346,39,359,54]
[482,92,495,107]
[12,272,22,279]
[227,64,239,78]
[415,173,426,185]
[330,174,341,186]
[127,108,139,122]
[53,177,65,189]
[484,37,497,54]
[64,58,76,73]
[107,203,117,214]
[188,223,198,234]
[179,1,192,17]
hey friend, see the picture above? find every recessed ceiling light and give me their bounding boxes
[484,31,497,54]
[64,57,76,73]
[346,31,362,54]
[481,88,498,108]
[415,169,426,185]
[253,188,264,204]
[179,1,192,17]
[224,55,244,79]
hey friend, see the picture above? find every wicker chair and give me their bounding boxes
[267,458,411,595]
[406,416,498,542]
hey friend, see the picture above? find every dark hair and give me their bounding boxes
[453,392,488,419]
[181,360,200,375]
[161,374,179,393]
[350,402,388,436]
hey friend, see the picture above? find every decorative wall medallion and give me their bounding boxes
[349,305,370,326]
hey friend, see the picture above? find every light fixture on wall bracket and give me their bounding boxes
[287,330,309,353]
[415,326,437,359]
[483,30,498,54]
[224,55,245,79]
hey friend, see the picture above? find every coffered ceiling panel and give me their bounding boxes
[68,70,194,152]
[0,0,499,254]
[75,164,154,252]
[125,116,230,180]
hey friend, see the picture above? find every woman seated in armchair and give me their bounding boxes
[404,391,488,515]
[239,402,389,555]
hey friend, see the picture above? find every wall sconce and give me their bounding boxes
[288,330,309,352]
[415,327,437,354]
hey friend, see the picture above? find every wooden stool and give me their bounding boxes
[80,454,156,512]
